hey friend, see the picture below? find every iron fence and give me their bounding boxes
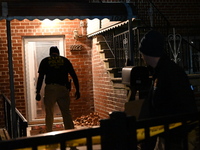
[0,111,199,150]
[102,26,200,74]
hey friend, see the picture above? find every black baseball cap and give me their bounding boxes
[49,46,60,55]
[139,30,165,57]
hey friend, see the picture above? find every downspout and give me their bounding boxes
[149,2,154,27]
[3,2,17,138]
[128,20,134,66]
[124,3,134,66]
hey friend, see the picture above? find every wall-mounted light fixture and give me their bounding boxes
[73,20,85,39]
[73,29,79,39]
[71,20,86,50]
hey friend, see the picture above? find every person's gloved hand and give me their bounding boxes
[36,93,41,101]
[75,91,80,100]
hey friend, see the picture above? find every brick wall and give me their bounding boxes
[92,37,127,118]
[90,0,200,119]
[151,0,200,27]
[0,1,200,128]
[0,19,94,127]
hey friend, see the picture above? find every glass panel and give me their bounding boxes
[35,41,62,119]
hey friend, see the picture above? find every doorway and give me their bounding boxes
[24,36,65,123]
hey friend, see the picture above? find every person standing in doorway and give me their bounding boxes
[35,46,80,132]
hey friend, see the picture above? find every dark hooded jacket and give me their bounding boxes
[139,55,197,119]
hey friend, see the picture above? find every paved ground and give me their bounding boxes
[40,144,101,150]
[66,145,101,150]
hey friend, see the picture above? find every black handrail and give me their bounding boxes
[2,94,28,138]
[135,0,170,28]
[148,0,170,27]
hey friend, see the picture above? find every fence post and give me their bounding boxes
[100,111,137,150]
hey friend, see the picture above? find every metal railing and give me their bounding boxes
[165,27,200,74]
[101,0,171,70]
[102,26,200,75]
[2,94,28,138]
[135,0,170,28]
[168,37,200,74]
[0,111,199,150]
[113,30,129,68]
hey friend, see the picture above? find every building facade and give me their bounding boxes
[0,0,200,128]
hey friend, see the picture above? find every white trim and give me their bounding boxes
[24,36,64,123]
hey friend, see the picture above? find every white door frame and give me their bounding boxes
[24,36,65,123]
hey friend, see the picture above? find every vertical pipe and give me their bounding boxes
[6,19,17,138]
[149,2,154,27]
[86,136,92,150]
[100,111,133,149]
[128,19,134,66]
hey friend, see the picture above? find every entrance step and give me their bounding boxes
[28,123,64,136]
[0,128,10,141]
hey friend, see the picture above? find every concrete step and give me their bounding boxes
[96,41,109,50]
[96,35,105,41]
[0,128,10,141]
[103,58,115,68]
[107,68,122,78]
[111,78,126,89]
[28,123,64,136]
[99,49,114,58]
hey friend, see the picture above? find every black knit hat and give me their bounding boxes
[49,46,60,55]
[139,30,165,57]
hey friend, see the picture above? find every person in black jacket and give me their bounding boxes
[138,30,197,150]
[35,46,80,133]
